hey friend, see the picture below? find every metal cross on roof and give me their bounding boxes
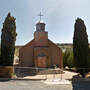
[38,12,43,21]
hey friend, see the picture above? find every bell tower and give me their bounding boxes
[34,21,48,46]
[34,13,51,67]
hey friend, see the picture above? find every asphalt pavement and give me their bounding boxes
[0,80,72,90]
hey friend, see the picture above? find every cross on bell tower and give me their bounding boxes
[38,12,43,21]
[36,12,45,32]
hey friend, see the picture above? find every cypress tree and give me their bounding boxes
[73,18,89,77]
[0,12,17,66]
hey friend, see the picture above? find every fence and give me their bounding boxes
[0,66,90,80]
[14,66,64,80]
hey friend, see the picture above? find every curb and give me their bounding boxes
[0,78,46,81]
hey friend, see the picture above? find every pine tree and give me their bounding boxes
[0,12,17,66]
[73,18,89,77]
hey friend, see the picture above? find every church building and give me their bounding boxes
[19,18,63,68]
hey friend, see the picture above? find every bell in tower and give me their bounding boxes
[36,21,45,32]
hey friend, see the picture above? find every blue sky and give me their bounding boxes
[0,0,90,45]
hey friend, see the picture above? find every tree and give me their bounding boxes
[0,12,17,66]
[73,18,89,77]
[67,51,74,68]
[63,49,70,68]
[63,49,74,68]
[88,48,90,71]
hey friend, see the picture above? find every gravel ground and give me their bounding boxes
[0,80,72,90]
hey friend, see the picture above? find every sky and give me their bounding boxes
[0,0,90,45]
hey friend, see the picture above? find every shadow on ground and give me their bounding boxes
[0,79,11,82]
[72,75,90,90]
[14,67,65,78]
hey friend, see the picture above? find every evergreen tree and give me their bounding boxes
[0,12,17,66]
[73,18,89,77]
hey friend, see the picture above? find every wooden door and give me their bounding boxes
[37,56,47,68]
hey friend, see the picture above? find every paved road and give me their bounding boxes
[0,80,90,90]
[0,80,72,90]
